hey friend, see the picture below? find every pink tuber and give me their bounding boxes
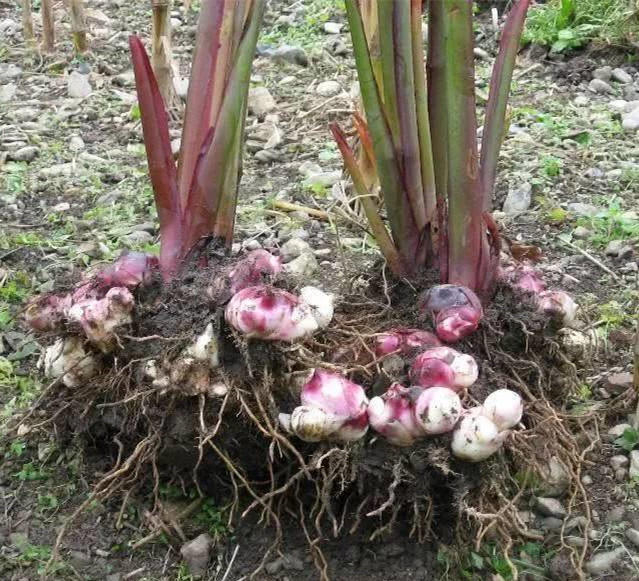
[225,285,333,342]
[67,287,134,351]
[279,369,369,442]
[24,294,72,332]
[410,347,478,391]
[419,285,483,343]
[227,249,282,294]
[95,251,158,290]
[367,383,426,446]
[536,289,577,326]
[374,328,441,357]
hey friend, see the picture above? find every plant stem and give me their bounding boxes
[70,0,89,55]
[443,0,492,294]
[151,0,176,106]
[21,0,35,47]
[41,0,55,53]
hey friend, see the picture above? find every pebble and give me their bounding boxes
[248,87,276,117]
[271,45,308,67]
[533,497,566,518]
[605,239,625,257]
[51,202,71,213]
[2,64,22,79]
[567,202,598,217]
[284,252,319,278]
[581,474,593,486]
[607,372,633,393]
[622,109,639,132]
[572,226,592,239]
[610,455,630,470]
[124,231,154,245]
[316,80,342,97]
[584,167,604,178]
[630,450,639,479]
[242,239,261,251]
[0,82,17,103]
[181,534,213,578]
[323,22,343,34]
[626,528,639,548]
[69,135,85,152]
[9,145,39,162]
[573,95,589,106]
[541,517,565,531]
[473,47,489,59]
[254,149,281,163]
[588,79,613,94]
[608,423,632,441]
[585,548,625,574]
[593,66,612,82]
[606,506,626,523]
[539,456,570,497]
[502,182,532,214]
[67,71,93,99]
[299,161,323,177]
[304,171,341,189]
[280,238,313,263]
[612,68,633,84]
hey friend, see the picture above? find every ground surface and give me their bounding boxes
[1,1,639,580]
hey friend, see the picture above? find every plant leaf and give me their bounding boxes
[129,35,182,279]
[176,0,226,203]
[480,0,530,209]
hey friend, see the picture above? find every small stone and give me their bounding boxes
[254,149,281,163]
[9,146,39,162]
[610,455,630,470]
[608,423,632,441]
[323,22,343,34]
[567,202,598,217]
[622,109,639,132]
[174,77,189,100]
[581,474,593,486]
[124,231,154,245]
[533,497,566,518]
[612,68,633,84]
[605,239,624,257]
[573,95,589,106]
[630,450,639,478]
[279,75,296,85]
[289,210,310,222]
[284,252,319,278]
[606,506,626,523]
[299,161,322,177]
[248,87,276,117]
[67,71,93,99]
[0,82,17,103]
[572,226,592,239]
[539,456,570,497]
[626,528,639,548]
[585,548,624,574]
[474,47,489,59]
[584,167,604,178]
[588,79,613,94]
[106,574,122,581]
[69,550,92,570]
[271,45,308,67]
[542,517,565,531]
[502,182,532,213]
[592,66,612,82]
[623,85,639,100]
[265,557,284,575]
[280,238,312,263]
[51,202,71,213]
[171,138,181,156]
[242,239,262,251]
[304,171,341,189]
[607,372,633,393]
[609,99,629,112]
[615,468,628,482]
[2,64,22,79]
[282,554,304,571]
[69,135,85,152]
[316,80,342,97]
[180,534,213,578]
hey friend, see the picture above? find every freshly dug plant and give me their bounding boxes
[368,383,427,446]
[419,284,483,342]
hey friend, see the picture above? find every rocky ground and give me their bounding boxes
[1,1,639,580]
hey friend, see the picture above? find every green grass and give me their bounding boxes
[580,198,639,248]
[524,0,639,53]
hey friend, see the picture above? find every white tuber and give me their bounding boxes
[481,389,523,431]
[39,337,100,388]
[451,415,505,462]
[414,386,463,434]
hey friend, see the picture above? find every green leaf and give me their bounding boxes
[615,427,639,452]
[470,552,484,570]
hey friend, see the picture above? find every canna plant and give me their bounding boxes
[331,0,531,300]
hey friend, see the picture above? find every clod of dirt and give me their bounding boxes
[180,533,213,578]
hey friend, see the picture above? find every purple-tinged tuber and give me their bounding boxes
[95,251,158,290]
[500,262,546,295]
[67,287,134,351]
[414,386,462,434]
[367,383,426,446]
[280,369,369,442]
[410,347,478,391]
[39,337,101,388]
[227,249,282,294]
[225,285,332,342]
[536,289,577,327]
[419,285,483,343]
[374,328,441,358]
[24,294,72,333]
